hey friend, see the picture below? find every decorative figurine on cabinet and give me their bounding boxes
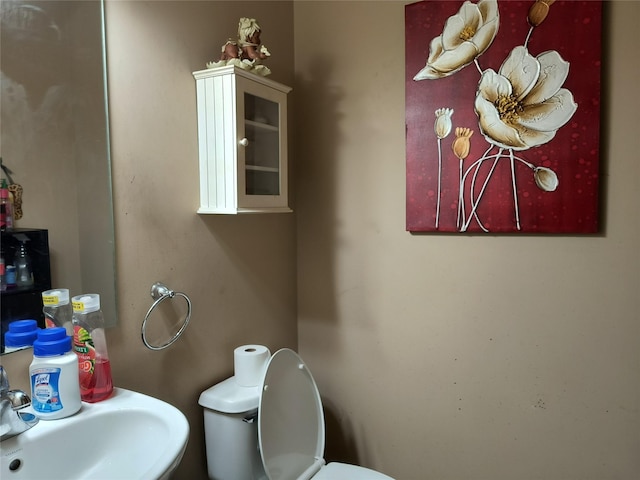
[206,17,271,76]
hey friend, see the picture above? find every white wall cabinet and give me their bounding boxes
[193,66,292,214]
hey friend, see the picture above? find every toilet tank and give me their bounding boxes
[199,377,266,480]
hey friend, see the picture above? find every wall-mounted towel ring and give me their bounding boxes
[142,282,192,350]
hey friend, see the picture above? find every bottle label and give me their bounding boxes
[73,325,96,381]
[72,300,87,312]
[42,294,60,306]
[31,367,65,413]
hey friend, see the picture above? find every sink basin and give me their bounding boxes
[0,388,189,480]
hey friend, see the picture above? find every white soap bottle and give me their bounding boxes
[30,327,82,420]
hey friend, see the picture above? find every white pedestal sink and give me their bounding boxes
[0,388,189,479]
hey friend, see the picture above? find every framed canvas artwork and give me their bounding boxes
[405,0,602,233]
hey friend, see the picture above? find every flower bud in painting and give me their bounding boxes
[452,127,474,160]
[528,0,556,27]
[533,167,559,191]
[434,108,454,139]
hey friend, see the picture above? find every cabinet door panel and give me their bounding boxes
[236,76,288,208]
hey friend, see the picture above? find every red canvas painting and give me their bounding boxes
[406,0,602,233]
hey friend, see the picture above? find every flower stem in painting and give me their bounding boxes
[457,159,463,229]
[509,149,521,231]
[436,138,442,228]
[462,154,497,233]
[433,108,453,228]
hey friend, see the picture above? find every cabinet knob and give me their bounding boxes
[239,138,249,147]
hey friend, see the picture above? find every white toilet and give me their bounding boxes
[199,348,394,480]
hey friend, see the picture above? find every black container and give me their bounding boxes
[1,228,52,352]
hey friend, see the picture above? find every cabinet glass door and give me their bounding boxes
[243,93,280,196]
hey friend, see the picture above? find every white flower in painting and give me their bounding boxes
[434,108,454,139]
[414,0,499,81]
[533,167,559,191]
[474,45,578,151]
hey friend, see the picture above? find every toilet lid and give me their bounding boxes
[259,348,325,479]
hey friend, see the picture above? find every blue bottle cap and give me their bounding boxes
[4,319,39,348]
[33,327,72,357]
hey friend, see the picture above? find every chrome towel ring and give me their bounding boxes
[142,282,192,351]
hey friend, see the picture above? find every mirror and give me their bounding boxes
[1,0,116,354]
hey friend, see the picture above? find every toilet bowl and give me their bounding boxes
[199,348,394,480]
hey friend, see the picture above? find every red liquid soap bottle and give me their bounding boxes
[72,293,114,402]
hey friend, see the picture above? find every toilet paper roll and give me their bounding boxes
[234,345,271,387]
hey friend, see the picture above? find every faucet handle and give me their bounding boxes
[0,366,9,396]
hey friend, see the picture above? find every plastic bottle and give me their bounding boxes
[5,264,16,288]
[15,240,34,287]
[42,289,74,336]
[29,327,82,419]
[0,179,14,231]
[4,319,39,353]
[72,293,113,402]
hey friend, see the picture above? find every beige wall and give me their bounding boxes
[105,2,297,477]
[295,1,640,480]
[105,2,297,476]
[3,1,638,479]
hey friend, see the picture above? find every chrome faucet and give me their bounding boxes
[0,366,39,441]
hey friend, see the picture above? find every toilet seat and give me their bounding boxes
[258,349,394,480]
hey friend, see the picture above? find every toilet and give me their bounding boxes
[199,348,394,480]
